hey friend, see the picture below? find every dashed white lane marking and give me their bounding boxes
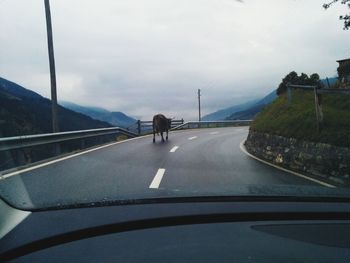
[188,136,197,140]
[149,168,166,189]
[170,146,179,153]
[209,131,219,135]
[239,140,335,188]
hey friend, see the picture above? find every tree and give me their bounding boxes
[276,72,322,95]
[276,71,298,95]
[310,73,321,83]
[323,0,350,30]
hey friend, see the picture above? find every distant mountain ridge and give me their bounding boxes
[203,91,277,121]
[321,77,337,87]
[0,77,44,99]
[60,101,136,128]
[0,77,111,137]
[226,90,277,120]
[226,104,266,120]
[203,77,338,121]
[202,99,260,121]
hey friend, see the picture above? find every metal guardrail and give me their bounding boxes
[171,120,253,130]
[0,120,252,152]
[287,84,350,95]
[128,119,184,135]
[0,127,137,151]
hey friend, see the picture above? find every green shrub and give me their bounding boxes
[251,90,350,147]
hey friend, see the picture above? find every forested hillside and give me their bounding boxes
[0,77,111,137]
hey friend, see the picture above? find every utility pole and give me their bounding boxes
[198,89,201,121]
[44,0,59,133]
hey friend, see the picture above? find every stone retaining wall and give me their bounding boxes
[245,130,350,186]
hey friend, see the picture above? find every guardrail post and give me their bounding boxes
[287,84,292,106]
[137,120,141,135]
[313,86,323,132]
[80,138,85,150]
[53,143,61,155]
[318,94,323,123]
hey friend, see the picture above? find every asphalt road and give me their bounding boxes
[0,127,320,209]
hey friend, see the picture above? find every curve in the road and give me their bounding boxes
[0,127,329,210]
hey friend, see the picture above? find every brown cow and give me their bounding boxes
[153,114,171,143]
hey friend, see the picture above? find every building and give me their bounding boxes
[337,58,350,85]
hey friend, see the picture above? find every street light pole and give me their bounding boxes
[44,0,59,133]
[198,89,201,121]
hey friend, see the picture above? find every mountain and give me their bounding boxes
[203,90,277,121]
[225,104,266,120]
[321,77,338,87]
[202,99,260,121]
[203,76,338,122]
[226,90,277,120]
[60,101,136,128]
[0,77,111,137]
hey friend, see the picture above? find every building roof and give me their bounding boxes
[337,58,350,63]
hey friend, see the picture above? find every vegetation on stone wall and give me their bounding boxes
[251,89,350,147]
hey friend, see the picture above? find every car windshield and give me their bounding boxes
[1,0,350,210]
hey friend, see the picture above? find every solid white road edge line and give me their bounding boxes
[0,134,153,180]
[170,146,179,153]
[239,140,336,188]
[188,136,197,140]
[209,132,219,135]
[149,168,166,189]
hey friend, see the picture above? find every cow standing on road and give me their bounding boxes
[152,114,171,143]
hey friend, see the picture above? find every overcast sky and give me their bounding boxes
[0,0,349,120]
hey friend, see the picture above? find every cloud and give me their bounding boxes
[0,0,349,120]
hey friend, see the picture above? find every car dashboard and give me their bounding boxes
[1,198,350,262]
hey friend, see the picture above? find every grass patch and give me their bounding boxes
[116,134,129,141]
[251,90,350,147]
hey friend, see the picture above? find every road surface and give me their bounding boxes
[0,127,320,209]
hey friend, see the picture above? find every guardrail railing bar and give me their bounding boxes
[0,127,137,142]
[0,127,137,151]
[171,120,252,131]
[287,84,350,94]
